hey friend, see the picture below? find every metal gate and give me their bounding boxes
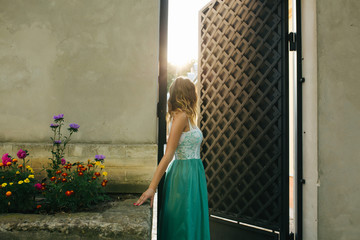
[199,0,289,239]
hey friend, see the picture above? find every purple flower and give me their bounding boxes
[53,114,64,120]
[50,123,59,128]
[54,140,61,144]
[2,153,12,165]
[34,183,42,190]
[61,158,66,165]
[68,123,80,132]
[69,123,80,129]
[95,155,106,161]
[17,149,27,159]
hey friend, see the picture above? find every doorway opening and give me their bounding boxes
[157,0,302,239]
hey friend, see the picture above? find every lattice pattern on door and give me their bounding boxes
[199,0,284,230]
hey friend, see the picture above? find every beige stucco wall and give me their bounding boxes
[0,0,160,192]
[317,0,360,239]
[301,0,319,239]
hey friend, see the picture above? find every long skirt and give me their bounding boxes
[158,158,210,240]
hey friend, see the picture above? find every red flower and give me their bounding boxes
[2,153,12,165]
[62,178,67,182]
[55,170,62,174]
[36,205,42,209]
[50,177,56,181]
[17,149,27,159]
[65,191,72,196]
[34,183,42,190]
[61,172,68,177]
[95,172,101,177]
[78,172,84,176]
[101,181,107,187]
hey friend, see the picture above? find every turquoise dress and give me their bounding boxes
[159,118,210,240]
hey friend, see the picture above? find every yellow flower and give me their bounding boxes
[95,161,101,166]
[24,178,30,183]
[28,175,34,179]
[9,182,13,185]
[100,165,105,169]
[102,171,108,176]
[1,183,7,187]
[26,165,31,169]
[18,180,24,184]
[16,171,20,175]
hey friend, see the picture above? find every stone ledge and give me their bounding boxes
[0,196,152,240]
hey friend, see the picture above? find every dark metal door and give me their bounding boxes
[199,0,289,239]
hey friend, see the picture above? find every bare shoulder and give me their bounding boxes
[171,111,187,131]
[172,111,187,121]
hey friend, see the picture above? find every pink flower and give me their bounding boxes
[17,149,27,159]
[34,183,42,190]
[61,158,66,165]
[2,153,12,165]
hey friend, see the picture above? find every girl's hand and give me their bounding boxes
[134,188,156,207]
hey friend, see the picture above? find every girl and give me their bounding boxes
[134,77,210,240]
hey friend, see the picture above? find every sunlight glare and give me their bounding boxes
[168,0,211,67]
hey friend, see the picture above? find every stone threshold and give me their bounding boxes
[0,194,152,240]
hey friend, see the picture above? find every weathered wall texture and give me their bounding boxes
[317,0,360,239]
[0,0,160,192]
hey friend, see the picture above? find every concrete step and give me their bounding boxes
[0,195,152,240]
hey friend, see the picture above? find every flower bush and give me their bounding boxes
[0,114,110,213]
[43,114,110,212]
[0,150,39,213]
[43,156,109,212]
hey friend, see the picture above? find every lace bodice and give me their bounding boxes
[169,118,203,160]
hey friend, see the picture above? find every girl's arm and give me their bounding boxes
[134,111,188,207]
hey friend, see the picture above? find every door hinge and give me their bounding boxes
[289,32,297,51]
[157,102,159,117]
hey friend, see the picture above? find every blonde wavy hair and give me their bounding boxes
[167,77,198,126]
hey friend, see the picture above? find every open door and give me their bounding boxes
[199,0,289,239]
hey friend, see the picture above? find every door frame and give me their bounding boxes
[157,0,168,236]
[156,1,305,240]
